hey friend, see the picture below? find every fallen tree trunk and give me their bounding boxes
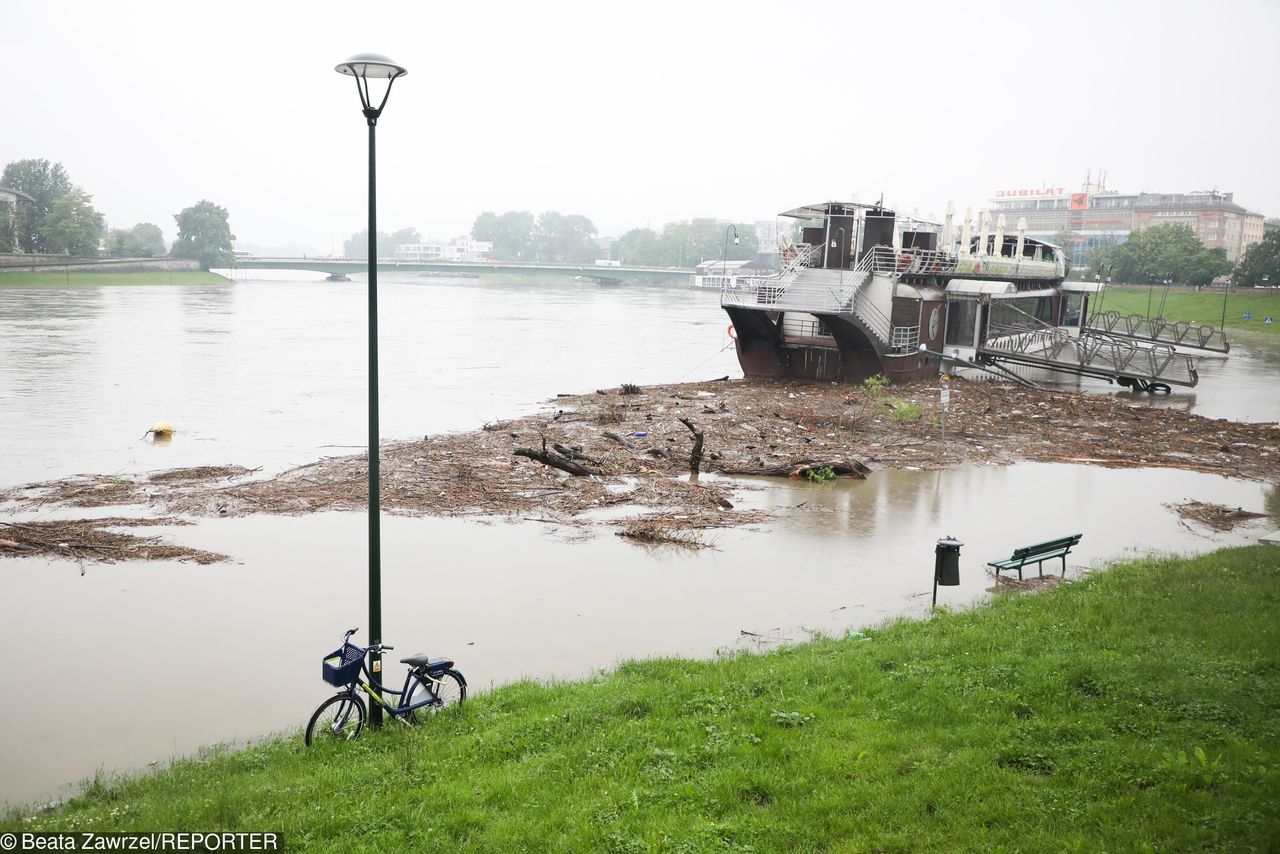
[715,459,870,479]
[514,448,601,477]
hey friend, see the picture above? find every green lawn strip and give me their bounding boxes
[1097,286,1280,335]
[7,546,1278,850]
[0,271,229,286]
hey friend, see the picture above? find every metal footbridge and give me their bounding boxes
[1083,310,1229,354]
[978,323,1199,390]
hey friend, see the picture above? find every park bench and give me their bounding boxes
[987,534,1082,581]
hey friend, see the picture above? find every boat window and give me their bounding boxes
[945,300,977,347]
[1061,293,1084,327]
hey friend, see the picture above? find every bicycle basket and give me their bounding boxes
[322,644,365,686]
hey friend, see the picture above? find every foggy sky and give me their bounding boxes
[4,0,1278,255]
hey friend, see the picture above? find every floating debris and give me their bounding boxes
[0,518,226,564]
[1167,499,1269,532]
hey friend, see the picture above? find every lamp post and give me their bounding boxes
[335,52,407,729]
[722,224,740,287]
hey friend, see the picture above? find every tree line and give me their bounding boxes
[1063,222,1278,287]
[1,158,235,270]
[610,219,760,267]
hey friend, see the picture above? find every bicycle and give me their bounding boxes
[305,627,466,746]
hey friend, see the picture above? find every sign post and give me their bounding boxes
[939,374,951,446]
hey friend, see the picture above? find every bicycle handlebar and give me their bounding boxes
[340,629,392,654]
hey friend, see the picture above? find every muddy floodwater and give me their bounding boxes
[1,275,1278,806]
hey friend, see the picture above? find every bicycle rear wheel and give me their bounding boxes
[405,669,466,722]
[305,693,366,746]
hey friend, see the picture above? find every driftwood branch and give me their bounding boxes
[715,458,870,478]
[553,442,602,466]
[514,448,601,477]
[678,417,704,475]
[602,431,635,448]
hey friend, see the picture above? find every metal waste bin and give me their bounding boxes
[933,536,963,606]
[935,537,962,586]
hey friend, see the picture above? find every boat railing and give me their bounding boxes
[889,325,920,351]
[861,246,959,276]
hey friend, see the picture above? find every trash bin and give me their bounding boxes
[935,536,963,586]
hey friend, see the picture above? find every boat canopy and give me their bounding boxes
[946,279,1016,295]
[777,201,882,219]
[1060,281,1106,293]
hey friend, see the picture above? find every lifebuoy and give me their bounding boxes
[896,252,913,273]
[727,324,737,340]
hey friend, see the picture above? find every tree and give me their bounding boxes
[43,189,105,255]
[171,200,234,270]
[107,222,165,257]
[660,219,758,267]
[471,211,536,261]
[533,211,598,263]
[1,158,74,253]
[1109,223,1231,286]
[128,223,165,257]
[1233,230,1280,288]
[611,227,662,265]
[342,227,418,259]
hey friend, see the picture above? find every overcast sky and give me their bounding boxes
[4,0,1278,254]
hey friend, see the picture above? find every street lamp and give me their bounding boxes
[722,224,740,286]
[335,52,407,729]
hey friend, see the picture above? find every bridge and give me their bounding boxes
[232,257,692,285]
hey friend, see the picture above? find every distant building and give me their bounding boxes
[754,219,780,266]
[0,186,34,250]
[394,238,493,263]
[984,183,1265,265]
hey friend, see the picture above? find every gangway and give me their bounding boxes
[1083,310,1229,354]
[975,299,1200,390]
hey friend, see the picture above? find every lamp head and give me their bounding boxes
[734,236,740,245]
[335,53,408,79]
[336,53,407,123]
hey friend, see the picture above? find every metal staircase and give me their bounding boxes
[721,249,887,345]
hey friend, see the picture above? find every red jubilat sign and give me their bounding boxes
[994,187,1067,198]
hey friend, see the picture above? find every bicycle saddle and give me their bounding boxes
[400,653,453,670]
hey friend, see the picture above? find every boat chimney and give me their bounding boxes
[993,214,1007,258]
[976,211,990,257]
[1015,217,1027,259]
[960,208,973,256]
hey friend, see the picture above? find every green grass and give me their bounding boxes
[0,271,229,286]
[1097,285,1280,335]
[6,547,1279,851]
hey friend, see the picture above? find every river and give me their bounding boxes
[1,273,1277,806]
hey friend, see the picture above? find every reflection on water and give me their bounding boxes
[1040,331,1280,423]
[1,461,1272,806]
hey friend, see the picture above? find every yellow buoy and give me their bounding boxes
[151,421,174,437]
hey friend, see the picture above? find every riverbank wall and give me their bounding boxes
[0,254,200,273]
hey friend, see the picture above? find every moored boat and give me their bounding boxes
[721,200,1216,390]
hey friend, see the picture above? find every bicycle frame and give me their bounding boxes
[333,650,442,720]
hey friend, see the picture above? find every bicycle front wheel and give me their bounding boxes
[406,669,466,722]
[305,693,366,746]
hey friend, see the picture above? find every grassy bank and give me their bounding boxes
[7,547,1279,850]
[0,271,229,286]
[1097,285,1280,336]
